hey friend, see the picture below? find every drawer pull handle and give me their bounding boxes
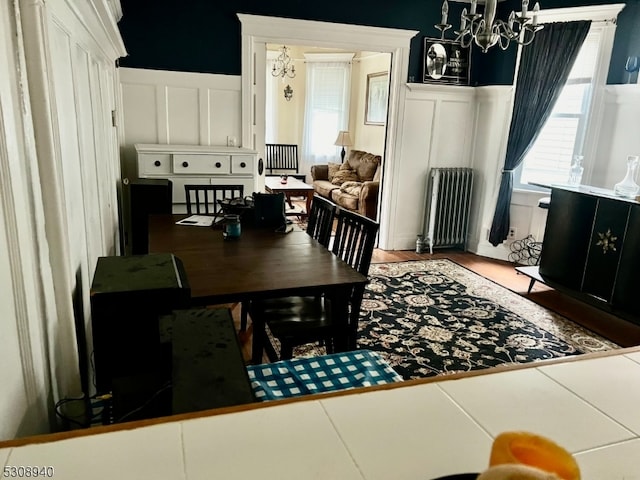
[240,162,246,168]
[215,162,222,168]
[182,161,189,168]
[154,160,161,167]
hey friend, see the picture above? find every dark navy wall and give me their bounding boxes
[117,0,639,85]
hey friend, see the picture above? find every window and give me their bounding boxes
[515,30,602,189]
[301,54,353,165]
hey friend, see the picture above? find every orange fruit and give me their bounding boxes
[489,431,580,480]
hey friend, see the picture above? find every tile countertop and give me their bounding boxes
[2,348,640,480]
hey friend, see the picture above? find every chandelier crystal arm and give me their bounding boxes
[441,0,543,53]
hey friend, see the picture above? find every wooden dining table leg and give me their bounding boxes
[250,302,266,364]
[328,288,351,353]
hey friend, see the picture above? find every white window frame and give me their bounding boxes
[513,4,624,192]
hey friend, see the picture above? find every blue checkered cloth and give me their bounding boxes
[246,350,403,401]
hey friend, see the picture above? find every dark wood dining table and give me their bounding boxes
[147,214,368,363]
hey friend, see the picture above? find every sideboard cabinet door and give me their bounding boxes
[612,204,640,321]
[539,189,596,290]
[581,198,629,302]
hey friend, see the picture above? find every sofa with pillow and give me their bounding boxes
[310,149,381,219]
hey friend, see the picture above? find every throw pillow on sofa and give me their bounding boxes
[347,150,380,182]
[340,181,363,197]
[327,162,342,182]
[331,168,359,185]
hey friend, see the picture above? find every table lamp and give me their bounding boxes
[334,131,353,163]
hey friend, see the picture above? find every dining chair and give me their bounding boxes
[250,207,379,361]
[265,144,300,178]
[265,144,304,209]
[306,194,338,248]
[184,184,244,215]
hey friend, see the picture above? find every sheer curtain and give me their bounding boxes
[301,55,352,177]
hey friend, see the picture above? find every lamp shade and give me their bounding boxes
[334,131,353,147]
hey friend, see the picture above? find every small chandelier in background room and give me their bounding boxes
[271,45,296,79]
[435,0,543,53]
[283,84,293,101]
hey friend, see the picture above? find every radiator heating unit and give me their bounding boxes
[422,168,474,254]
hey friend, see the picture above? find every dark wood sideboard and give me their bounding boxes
[535,185,640,325]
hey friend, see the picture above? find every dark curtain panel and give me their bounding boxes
[488,21,591,247]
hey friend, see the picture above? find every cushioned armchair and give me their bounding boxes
[310,150,381,219]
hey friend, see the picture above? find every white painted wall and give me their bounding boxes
[0,0,125,440]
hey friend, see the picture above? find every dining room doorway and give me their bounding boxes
[237,14,418,249]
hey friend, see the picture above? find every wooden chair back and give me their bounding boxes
[331,208,379,349]
[265,144,299,175]
[306,195,337,248]
[184,184,244,215]
[332,208,379,275]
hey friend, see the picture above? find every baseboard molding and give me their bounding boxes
[470,240,511,262]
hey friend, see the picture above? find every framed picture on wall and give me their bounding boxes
[365,71,389,125]
[422,37,470,85]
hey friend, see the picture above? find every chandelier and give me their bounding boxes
[271,45,296,79]
[436,0,543,53]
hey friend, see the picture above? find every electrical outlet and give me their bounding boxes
[227,136,237,147]
[508,227,517,239]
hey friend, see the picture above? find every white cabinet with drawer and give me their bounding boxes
[135,144,264,212]
[138,153,171,176]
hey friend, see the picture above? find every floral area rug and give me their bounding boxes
[291,259,618,380]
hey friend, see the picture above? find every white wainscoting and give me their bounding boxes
[119,68,243,181]
[388,83,476,251]
[592,85,640,189]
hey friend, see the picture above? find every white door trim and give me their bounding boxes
[237,14,418,249]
